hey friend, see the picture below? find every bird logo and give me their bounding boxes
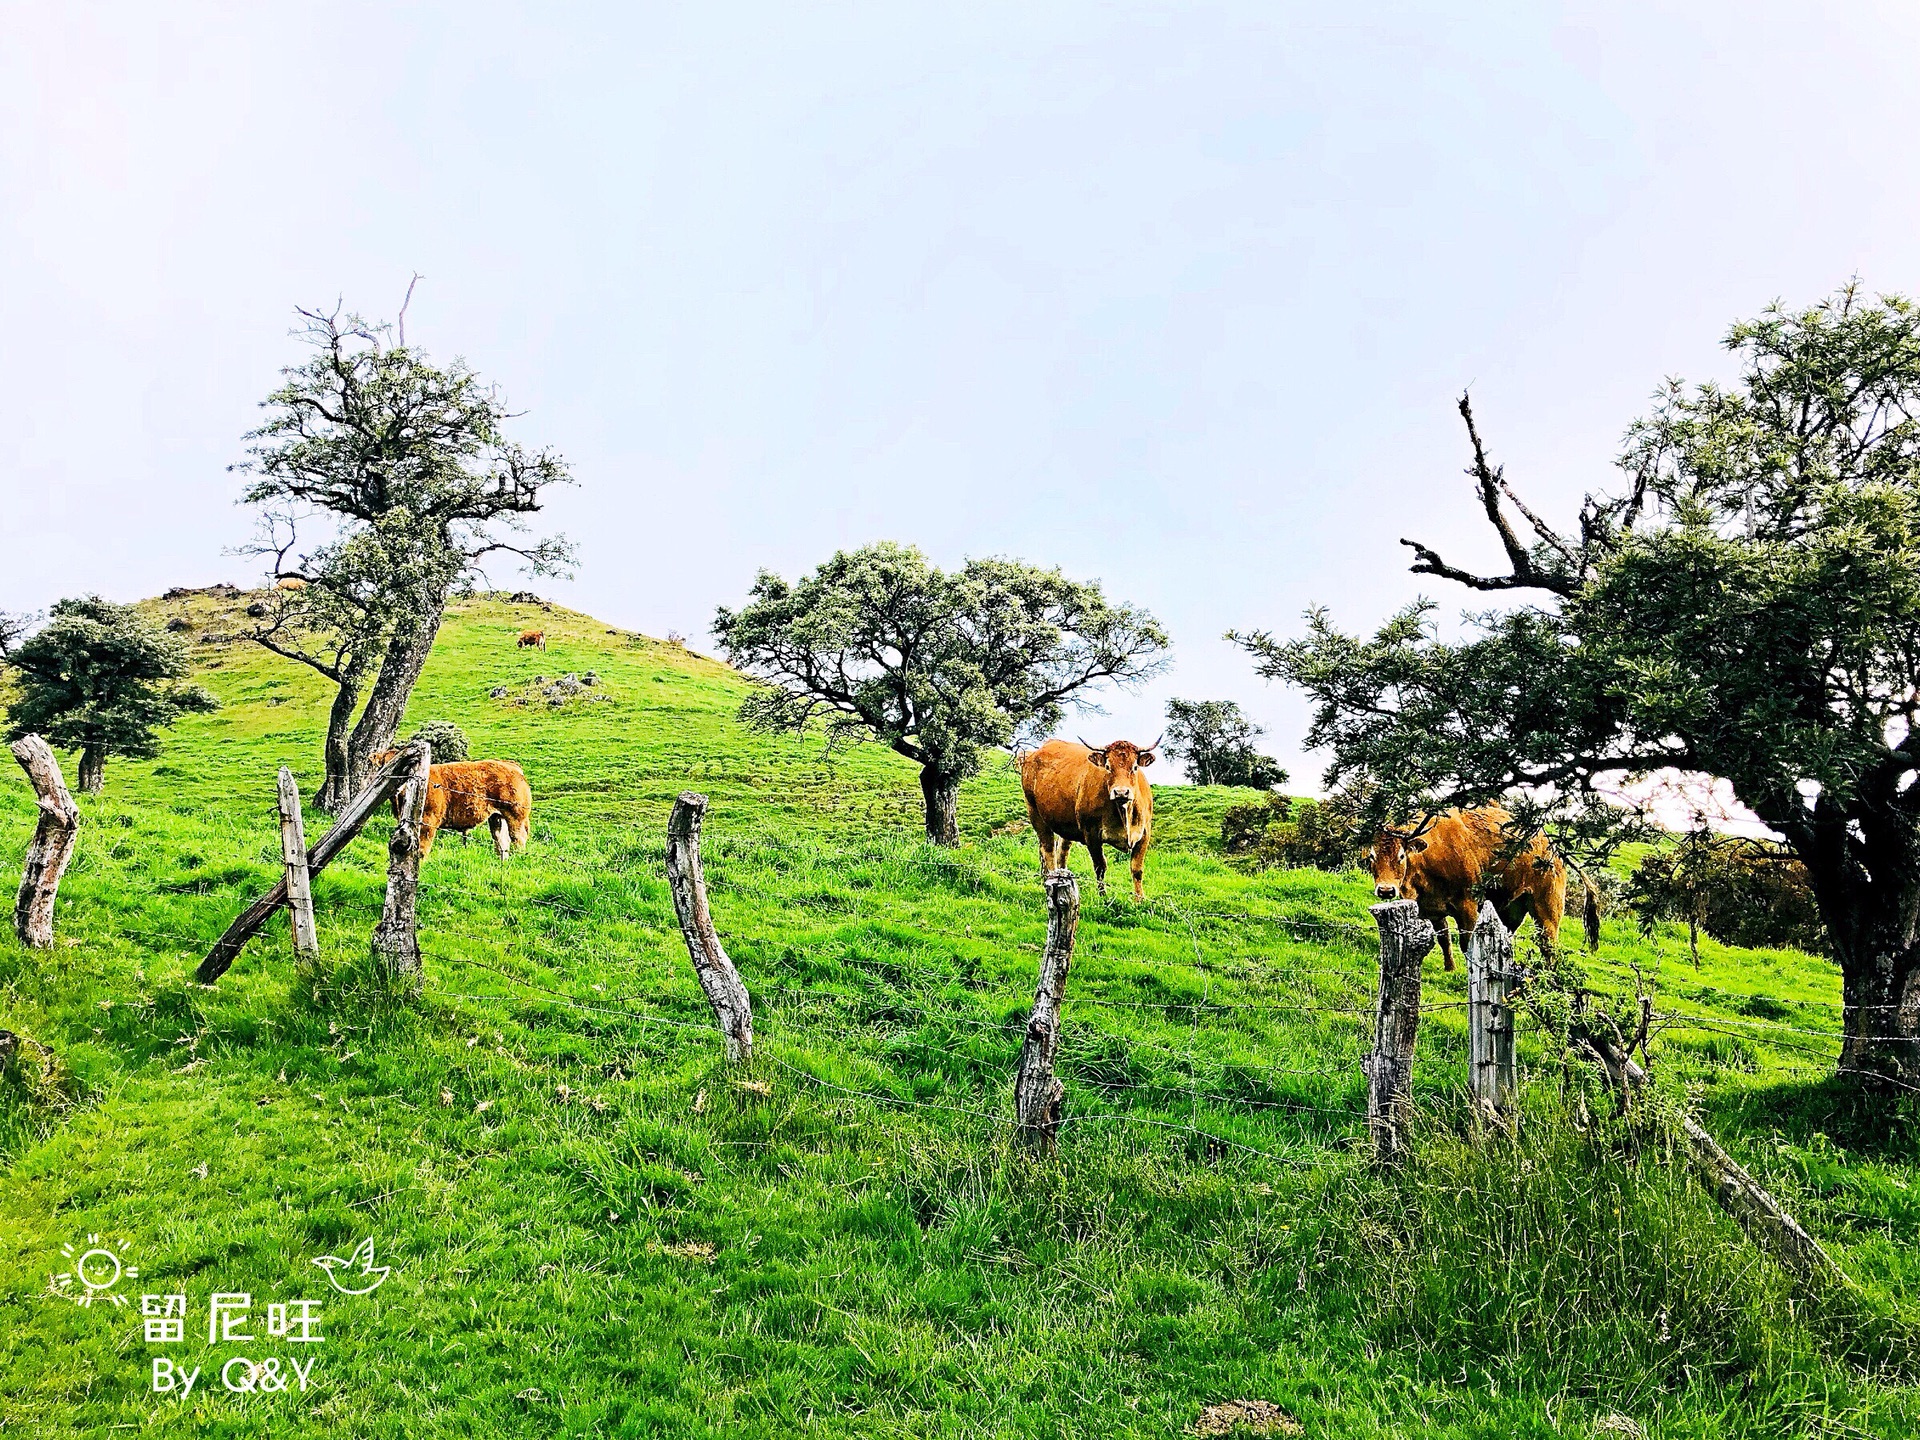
[310,1237,390,1296]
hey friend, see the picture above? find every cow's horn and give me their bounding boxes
[1078,736,1105,753]
[1145,733,1164,752]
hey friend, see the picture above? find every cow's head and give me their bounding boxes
[1080,736,1158,819]
[1368,820,1435,900]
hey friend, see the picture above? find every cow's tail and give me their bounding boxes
[1581,872,1602,952]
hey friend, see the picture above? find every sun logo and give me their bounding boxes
[49,1235,138,1308]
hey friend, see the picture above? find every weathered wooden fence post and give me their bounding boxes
[197,743,427,983]
[10,735,81,950]
[666,793,753,1062]
[1363,899,1435,1166]
[1465,905,1519,1119]
[371,744,431,987]
[276,767,320,971]
[1014,869,1080,1154]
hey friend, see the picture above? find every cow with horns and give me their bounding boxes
[1367,806,1569,970]
[1019,736,1159,899]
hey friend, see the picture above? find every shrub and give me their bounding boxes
[1625,833,1826,959]
[408,719,470,763]
[1221,789,1367,872]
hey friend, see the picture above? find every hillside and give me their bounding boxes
[2,595,1917,1438]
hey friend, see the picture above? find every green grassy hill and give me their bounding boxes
[2,595,1917,1438]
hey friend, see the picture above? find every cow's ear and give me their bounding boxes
[1138,750,1155,767]
[1405,837,1428,853]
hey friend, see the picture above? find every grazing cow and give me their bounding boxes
[1020,737,1158,899]
[373,751,533,858]
[1367,806,1565,970]
[517,629,546,650]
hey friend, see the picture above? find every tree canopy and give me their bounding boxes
[237,303,574,804]
[1162,698,1287,789]
[3,597,217,793]
[1235,284,1920,1090]
[714,542,1168,843]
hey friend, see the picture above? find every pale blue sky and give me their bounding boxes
[4,3,1918,787]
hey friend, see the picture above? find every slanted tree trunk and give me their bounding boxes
[345,596,446,796]
[315,659,367,812]
[920,764,960,846]
[76,746,105,795]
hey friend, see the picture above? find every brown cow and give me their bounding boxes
[373,752,533,858]
[1020,737,1158,899]
[1367,806,1564,970]
[275,577,308,591]
[517,629,546,650]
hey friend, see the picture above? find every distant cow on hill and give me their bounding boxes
[373,751,533,859]
[1020,737,1159,899]
[275,577,308,591]
[1367,807,1566,970]
[518,629,546,649]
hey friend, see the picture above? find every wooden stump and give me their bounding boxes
[10,735,81,949]
[1363,899,1435,1167]
[197,742,427,983]
[666,793,753,1062]
[277,767,320,972]
[1465,905,1519,1119]
[1014,869,1081,1154]
[371,744,431,988]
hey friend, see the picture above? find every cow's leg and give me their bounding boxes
[1087,839,1109,897]
[1129,838,1146,901]
[1445,898,1480,972]
[1033,822,1058,875]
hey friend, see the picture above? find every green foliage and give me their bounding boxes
[407,719,470,763]
[714,542,1167,839]
[1626,833,1827,957]
[1163,698,1287,789]
[2,597,216,788]
[1234,285,1920,1085]
[1221,789,1366,872]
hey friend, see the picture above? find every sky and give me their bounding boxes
[4,2,1919,790]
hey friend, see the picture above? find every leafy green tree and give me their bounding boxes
[1163,698,1287,788]
[714,542,1169,844]
[3,597,217,793]
[1234,284,1920,1091]
[237,303,574,803]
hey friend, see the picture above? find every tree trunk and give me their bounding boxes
[1784,810,1920,1092]
[315,659,366,812]
[920,765,960,846]
[345,596,445,796]
[76,746,105,795]
[1835,929,1920,1092]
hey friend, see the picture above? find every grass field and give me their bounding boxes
[3,593,1918,1438]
